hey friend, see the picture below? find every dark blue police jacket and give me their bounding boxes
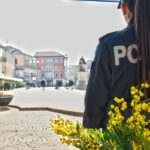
[83,19,139,130]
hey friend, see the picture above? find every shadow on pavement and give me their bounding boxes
[0,107,10,112]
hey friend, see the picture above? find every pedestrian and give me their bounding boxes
[83,0,150,130]
[69,80,74,87]
[41,80,46,91]
[4,82,7,91]
[7,82,10,90]
[26,82,30,90]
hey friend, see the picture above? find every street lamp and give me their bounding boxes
[30,57,39,82]
[64,54,68,81]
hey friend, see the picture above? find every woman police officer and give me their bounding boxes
[83,0,150,130]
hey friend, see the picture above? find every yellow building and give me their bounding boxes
[5,50,16,77]
[0,46,16,77]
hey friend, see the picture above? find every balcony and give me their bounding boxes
[2,64,6,74]
[0,56,7,63]
[15,66,24,70]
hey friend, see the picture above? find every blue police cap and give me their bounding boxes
[118,0,136,9]
[117,0,123,9]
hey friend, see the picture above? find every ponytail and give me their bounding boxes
[135,0,150,97]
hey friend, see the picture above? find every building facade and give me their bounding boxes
[0,46,16,77]
[5,46,35,83]
[67,65,78,84]
[15,52,35,83]
[5,50,16,77]
[35,51,66,85]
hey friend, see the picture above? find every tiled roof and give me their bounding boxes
[35,51,64,57]
[4,46,33,57]
[4,46,22,54]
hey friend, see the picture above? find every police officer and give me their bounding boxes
[83,0,150,130]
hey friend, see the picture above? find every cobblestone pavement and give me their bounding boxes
[0,108,82,150]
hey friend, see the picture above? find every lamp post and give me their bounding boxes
[65,54,68,84]
[30,57,39,83]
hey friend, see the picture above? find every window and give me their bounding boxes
[55,58,58,63]
[46,66,49,71]
[41,66,45,71]
[41,58,44,63]
[50,66,53,72]
[49,59,53,65]
[45,66,54,71]
[55,66,58,71]
[61,66,64,70]
[46,59,49,63]
[60,58,63,63]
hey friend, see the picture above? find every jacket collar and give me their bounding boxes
[128,18,134,27]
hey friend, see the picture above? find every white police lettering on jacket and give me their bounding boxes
[114,44,138,66]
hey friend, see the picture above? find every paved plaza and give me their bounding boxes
[0,87,85,150]
[8,87,85,112]
[0,108,82,150]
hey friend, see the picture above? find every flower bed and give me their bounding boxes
[50,83,150,150]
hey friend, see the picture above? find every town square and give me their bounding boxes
[0,0,150,150]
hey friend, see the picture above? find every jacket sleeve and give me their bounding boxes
[83,41,112,129]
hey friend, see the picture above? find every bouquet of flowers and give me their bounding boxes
[50,83,150,150]
[0,91,12,97]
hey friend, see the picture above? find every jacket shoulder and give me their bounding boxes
[99,31,118,43]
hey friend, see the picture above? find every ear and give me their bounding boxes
[121,4,127,15]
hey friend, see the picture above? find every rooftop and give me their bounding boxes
[4,46,33,57]
[35,51,65,57]
[4,46,22,54]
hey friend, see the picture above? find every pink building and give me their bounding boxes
[35,51,66,85]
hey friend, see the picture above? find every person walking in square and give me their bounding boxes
[41,79,46,91]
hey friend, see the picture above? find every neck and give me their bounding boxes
[128,12,133,22]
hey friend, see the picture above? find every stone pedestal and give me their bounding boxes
[76,72,88,90]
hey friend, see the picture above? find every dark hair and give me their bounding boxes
[123,0,136,14]
[123,0,150,97]
[135,0,150,98]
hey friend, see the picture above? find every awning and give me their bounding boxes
[0,75,23,82]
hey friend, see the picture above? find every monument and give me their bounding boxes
[76,57,88,90]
